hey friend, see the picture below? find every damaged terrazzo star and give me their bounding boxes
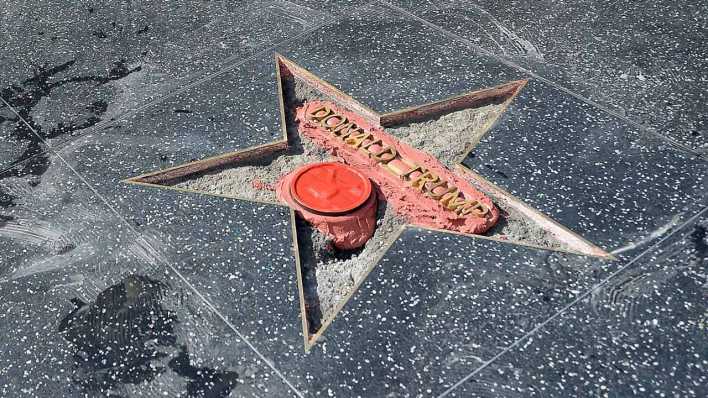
[275,100,500,249]
[133,55,610,351]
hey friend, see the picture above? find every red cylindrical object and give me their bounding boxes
[278,162,377,250]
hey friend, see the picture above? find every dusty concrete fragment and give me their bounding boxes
[296,199,405,326]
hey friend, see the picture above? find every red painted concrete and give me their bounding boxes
[290,162,372,215]
[277,164,378,250]
[293,100,499,235]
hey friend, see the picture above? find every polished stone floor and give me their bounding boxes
[1,1,706,397]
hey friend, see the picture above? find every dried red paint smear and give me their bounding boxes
[277,100,498,243]
[289,162,373,215]
[278,165,378,250]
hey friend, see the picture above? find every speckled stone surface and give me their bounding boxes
[6,167,612,396]
[277,7,525,114]
[285,0,375,22]
[1,1,321,87]
[53,5,528,203]
[0,160,294,397]
[2,1,707,397]
[390,0,708,154]
[448,210,708,398]
[0,1,318,170]
[463,78,707,253]
[0,101,31,171]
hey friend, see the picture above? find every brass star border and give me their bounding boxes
[125,54,613,352]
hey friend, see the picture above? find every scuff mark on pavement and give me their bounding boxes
[432,1,544,60]
[0,219,74,253]
[1,59,142,173]
[611,214,682,255]
[5,244,93,281]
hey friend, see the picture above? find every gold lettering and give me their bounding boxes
[384,158,421,179]
[439,189,468,211]
[345,131,373,148]
[322,114,347,130]
[410,170,440,191]
[361,139,383,151]
[401,164,424,180]
[459,201,488,217]
[332,123,361,140]
[307,103,494,219]
[438,191,488,217]
[371,146,398,163]
[308,106,332,122]
[425,180,453,200]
